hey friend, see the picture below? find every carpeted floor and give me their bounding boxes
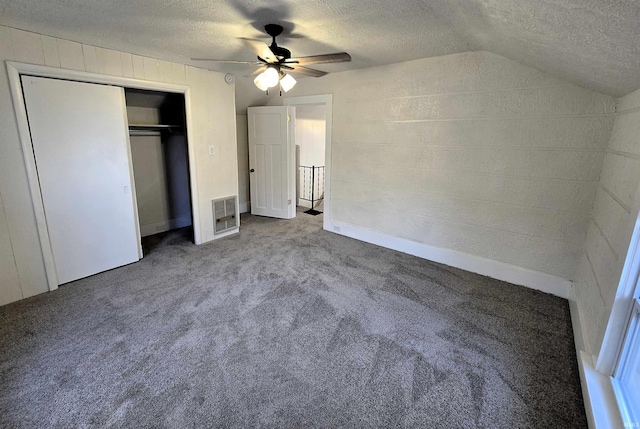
[0,211,586,428]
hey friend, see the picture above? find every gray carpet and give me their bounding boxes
[0,211,586,428]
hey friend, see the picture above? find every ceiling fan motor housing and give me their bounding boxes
[265,24,291,60]
[264,24,284,38]
[271,45,291,60]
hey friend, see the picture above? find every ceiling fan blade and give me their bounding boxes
[287,52,351,66]
[248,66,267,77]
[286,65,328,78]
[191,59,263,65]
[239,38,278,63]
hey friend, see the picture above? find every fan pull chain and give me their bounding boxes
[263,88,284,96]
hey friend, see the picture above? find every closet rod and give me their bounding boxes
[128,124,183,132]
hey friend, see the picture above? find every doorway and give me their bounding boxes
[294,104,326,215]
[284,95,333,230]
[125,89,194,253]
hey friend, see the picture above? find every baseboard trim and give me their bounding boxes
[140,216,192,237]
[239,201,250,214]
[212,227,239,240]
[569,289,588,355]
[325,220,572,299]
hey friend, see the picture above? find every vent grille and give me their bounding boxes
[213,196,237,235]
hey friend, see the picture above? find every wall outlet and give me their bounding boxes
[334,225,341,232]
[208,145,215,155]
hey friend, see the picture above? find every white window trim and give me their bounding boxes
[596,208,640,376]
[573,189,640,428]
[611,299,640,426]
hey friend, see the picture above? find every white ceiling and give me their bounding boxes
[1,0,639,96]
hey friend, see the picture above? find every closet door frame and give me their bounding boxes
[7,61,202,291]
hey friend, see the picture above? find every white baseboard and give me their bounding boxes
[239,201,250,214]
[212,227,239,240]
[569,289,588,354]
[325,220,572,299]
[140,216,192,237]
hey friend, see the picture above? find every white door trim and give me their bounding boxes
[6,61,202,291]
[283,94,333,230]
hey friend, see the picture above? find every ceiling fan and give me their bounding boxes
[192,24,351,94]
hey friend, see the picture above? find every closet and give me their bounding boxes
[20,77,193,287]
[125,89,193,239]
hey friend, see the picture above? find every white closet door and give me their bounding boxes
[22,76,140,285]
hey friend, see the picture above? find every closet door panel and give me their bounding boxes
[22,76,140,284]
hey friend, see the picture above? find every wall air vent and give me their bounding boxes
[212,196,237,235]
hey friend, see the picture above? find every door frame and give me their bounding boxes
[7,61,202,291]
[283,94,332,231]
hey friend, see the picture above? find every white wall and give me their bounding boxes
[0,193,21,304]
[126,106,160,124]
[0,25,238,306]
[276,51,615,285]
[573,87,640,355]
[296,105,326,167]
[129,134,192,236]
[130,135,171,231]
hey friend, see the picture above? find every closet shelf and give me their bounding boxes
[128,124,183,131]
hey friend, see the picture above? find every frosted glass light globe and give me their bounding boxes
[280,74,297,92]
[263,67,280,88]
[254,73,269,91]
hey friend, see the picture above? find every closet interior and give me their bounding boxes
[125,89,193,244]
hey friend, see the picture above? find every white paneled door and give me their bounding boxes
[22,76,141,285]
[248,106,295,219]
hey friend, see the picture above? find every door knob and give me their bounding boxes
[250,168,255,172]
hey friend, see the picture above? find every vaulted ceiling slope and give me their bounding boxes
[1,0,639,96]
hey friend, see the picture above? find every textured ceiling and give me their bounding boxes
[1,0,639,96]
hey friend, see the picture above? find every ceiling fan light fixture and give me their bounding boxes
[253,73,269,91]
[280,73,297,92]
[262,66,280,88]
